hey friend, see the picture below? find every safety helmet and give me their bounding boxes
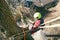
[34,12,41,19]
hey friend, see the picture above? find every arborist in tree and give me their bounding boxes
[29,12,47,40]
[33,12,42,28]
[30,12,45,33]
[33,12,45,28]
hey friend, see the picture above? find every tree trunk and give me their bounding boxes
[0,0,22,37]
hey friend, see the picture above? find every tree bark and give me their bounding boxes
[0,0,22,37]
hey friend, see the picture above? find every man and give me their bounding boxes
[32,12,44,29]
[30,12,47,40]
